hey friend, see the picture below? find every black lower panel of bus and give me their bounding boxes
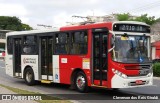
[94,71,107,80]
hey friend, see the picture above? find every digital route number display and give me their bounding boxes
[113,24,150,33]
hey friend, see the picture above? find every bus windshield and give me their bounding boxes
[112,35,151,63]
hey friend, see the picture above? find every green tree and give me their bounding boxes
[116,13,130,21]
[155,17,160,22]
[134,14,156,25]
[22,24,33,30]
[0,16,33,31]
[116,13,157,25]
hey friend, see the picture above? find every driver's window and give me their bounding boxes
[114,36,122,59]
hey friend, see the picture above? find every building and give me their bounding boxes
[0,30,11,49]
[152,41,160,60]
[151,22,160,42]
[86,14,117,22]
[69,13,139,26]
[0,30,12,59]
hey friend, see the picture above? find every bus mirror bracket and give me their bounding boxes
[108,31,115,53]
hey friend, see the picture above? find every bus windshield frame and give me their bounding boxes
[112,34,151,63]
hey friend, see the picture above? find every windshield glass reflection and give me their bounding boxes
[112,35,150,63]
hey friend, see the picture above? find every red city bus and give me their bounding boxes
[6,21,152,92]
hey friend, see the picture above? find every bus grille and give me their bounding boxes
[125,64,151,76]
[139,64,151,70]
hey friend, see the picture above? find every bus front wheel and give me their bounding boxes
[24,67,35,86]
[74,71,88,93]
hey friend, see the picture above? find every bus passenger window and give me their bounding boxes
[23,46,32,54]
[70,31,88,54]
[7,37,13,54]
[54,33,69,54]
[23,36,37,54]
[24,36,36,45]
[58,33,67,44]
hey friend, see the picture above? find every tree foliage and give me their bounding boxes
[156,17,160,22]
[134,14,156,25]
[116,13,158,25]
[153,63,160,77]
[0,16,33,31]
[116,13,130,21]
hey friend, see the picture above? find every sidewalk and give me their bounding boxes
[153,76,160,80]
[0,86,37,103]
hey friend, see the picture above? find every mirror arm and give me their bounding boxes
[108,45,115,53]
[109,30,115,37]
[108,30,115,53]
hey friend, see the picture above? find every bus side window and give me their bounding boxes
[54,33,69,54]
[23,36,37,54]
[7,37,13,54]
[70,31,88,54]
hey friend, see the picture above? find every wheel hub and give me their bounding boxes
[76,75,85,89]
[26,72,32,82]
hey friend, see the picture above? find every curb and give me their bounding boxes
[153,77,160,80]
[0,85,37,103]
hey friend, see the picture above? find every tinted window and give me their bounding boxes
[7,37,13,54]
[24,36,36,45]
[23,36,37,54]
[70,31,88,54]
[54,33,69,54]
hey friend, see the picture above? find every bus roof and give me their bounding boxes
[6,28,60,36]
[60,21,149,31]
[6,21,149,36]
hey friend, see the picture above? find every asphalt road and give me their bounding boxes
[0,60,160,103]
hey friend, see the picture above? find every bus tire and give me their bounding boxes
[24,67,35,86]
[74,71,88,93]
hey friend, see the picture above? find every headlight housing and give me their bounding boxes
[147,64,153,77]
[112,68,127,79]
[147,69,153,77]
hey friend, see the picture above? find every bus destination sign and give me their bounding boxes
[113,24,150,33]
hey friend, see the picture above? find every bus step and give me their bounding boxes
[41,80,52,84]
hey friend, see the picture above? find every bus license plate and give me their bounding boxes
[136,80,143,85]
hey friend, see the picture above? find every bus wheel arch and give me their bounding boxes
[71,68,89,92]
[23,66,35,86]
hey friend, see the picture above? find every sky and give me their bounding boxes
[0,0,160,29]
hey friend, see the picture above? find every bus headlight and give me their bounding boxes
[112,68,127,79]
[147,70,152,77]
[147,73,152,77]
[147,69,153,77]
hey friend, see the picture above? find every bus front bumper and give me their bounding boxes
[111,74,153,88]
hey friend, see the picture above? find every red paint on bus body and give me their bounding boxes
[57,22,147,88]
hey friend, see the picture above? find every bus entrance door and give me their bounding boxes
[40,36,53,81]
[13,38,22,77]
[92,28,108,86]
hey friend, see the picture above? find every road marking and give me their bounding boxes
[0,66,5,68]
